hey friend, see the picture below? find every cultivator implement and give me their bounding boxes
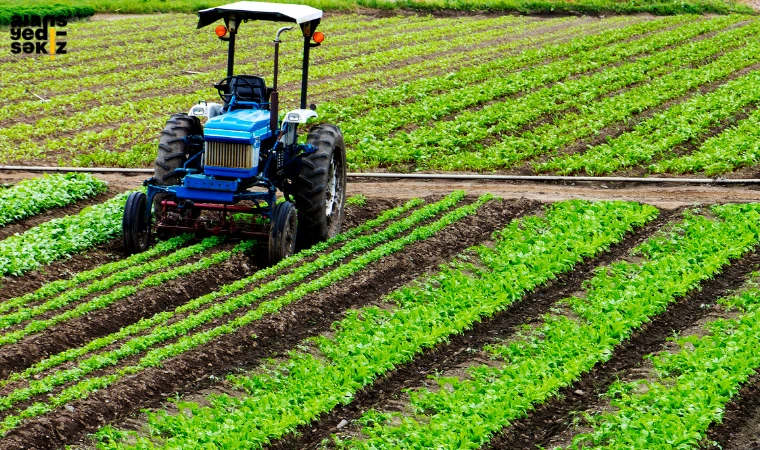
[155,200,271,239]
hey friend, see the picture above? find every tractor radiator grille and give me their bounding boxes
[205,141,255,169]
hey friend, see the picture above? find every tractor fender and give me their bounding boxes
[282,109,317,124]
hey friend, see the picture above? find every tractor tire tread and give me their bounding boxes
[293,123,346,249]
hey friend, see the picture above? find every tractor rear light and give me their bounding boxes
[312,31,324,43]
[215,25,228,37]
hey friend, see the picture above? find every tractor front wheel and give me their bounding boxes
[294,124,346,249]
[122,191,151,255]
[269,201,298,264]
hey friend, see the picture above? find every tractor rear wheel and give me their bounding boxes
[293,124,346,249]
[123,191,151,255]
[269,201,297,264]
[153,114,203,217]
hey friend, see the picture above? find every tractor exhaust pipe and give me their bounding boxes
[271,26,293,134]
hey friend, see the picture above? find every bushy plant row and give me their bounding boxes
[346,204,760,449]
[569,264,760,448]
[0,192,474,436]
[104,200,657,449]
[0,199,421,390]
[0,173,106,227]
[0,192,127,276]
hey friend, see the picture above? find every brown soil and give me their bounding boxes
[704,371,760,450]
[0,197,398,377]
[0,197,537,450]
[486,246,760,449]
[283,206,677,449]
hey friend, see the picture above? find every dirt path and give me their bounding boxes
[3,172,758,209]
[348,179,760,208]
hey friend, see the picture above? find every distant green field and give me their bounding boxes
[0,0,754,25]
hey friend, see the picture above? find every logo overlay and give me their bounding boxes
[10,15,68,59]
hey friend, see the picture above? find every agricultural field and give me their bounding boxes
[3,3,760,450]
[0,181,760,449]
[1,11,760,177]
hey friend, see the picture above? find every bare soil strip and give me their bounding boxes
[485,246,760,449]
[283,206,676,449]
[0,198,538,450]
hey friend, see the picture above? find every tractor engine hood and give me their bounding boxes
[203,108,273,143]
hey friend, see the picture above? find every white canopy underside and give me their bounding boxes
[197,1,323,27]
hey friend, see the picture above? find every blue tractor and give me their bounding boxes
[122,2,346,263]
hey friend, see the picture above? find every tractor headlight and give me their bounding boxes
[193,107,205,115]
[287,113,300,121]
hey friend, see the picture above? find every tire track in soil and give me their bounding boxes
[0,198,539,450]
[282,205,677,450]
[0,199,398,379]
[484,238,760,450]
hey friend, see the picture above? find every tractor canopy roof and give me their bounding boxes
[197,1,323,29]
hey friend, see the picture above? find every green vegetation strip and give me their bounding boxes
[0,192,128,276]
[537,66,760,175]
[0,198,421,390]
[0,237,222,331]
[0,4,93,26]
[0,234,193,315]
[0,191,471,435]
[341,204,760,449]
[568,261,760,449]
[0,173,106,227]
[329,15,689,131]
[1,0,751,18]
[349,16,740,169]
[0,236,242,347]
[100,200,656,449]
[651,106,760,176]
[436,19,760,171]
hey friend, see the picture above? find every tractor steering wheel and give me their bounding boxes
[215,76,258,105]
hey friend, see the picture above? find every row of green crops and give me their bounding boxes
[568,269,760,449]
[537,67,760,175]
[0,192,127,276]
[345,15,749,170]
[651,106,760,176]
[338,204,760,449]
[0,192,473,436]
[432,20,760,172]
[99,200,657,449]
[0,237,250,348]
[0,173,105,227]
[0,197,422,390]
[0,234,193,314]
[3,14,760,175]
[337,15,709,145]
[0,4,93,26]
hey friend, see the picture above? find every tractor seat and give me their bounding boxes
[230,75,268,104]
